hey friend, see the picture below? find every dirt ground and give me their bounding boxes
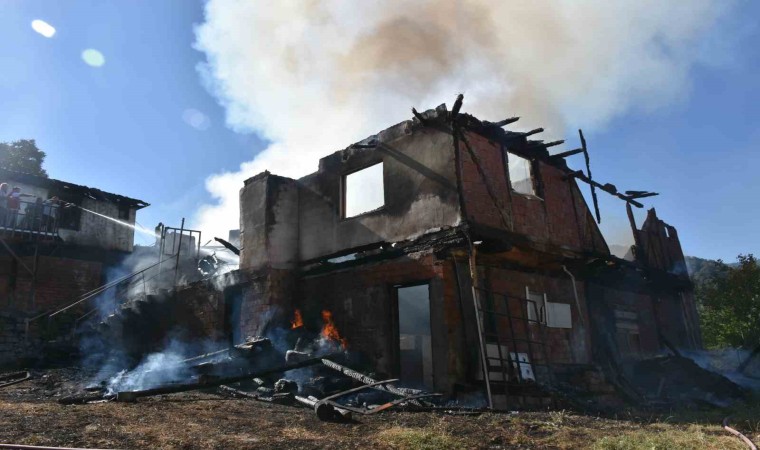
[0,369,757,450]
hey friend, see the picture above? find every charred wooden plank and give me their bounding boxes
[411,107,427,125]
[579,129,602,223]
[494,117,520,127]
[550,148,583,159]
[213,237,240,255]
[321,358,421,396]
[451,93,464,119]
[521,128,544,137]
[95,355,335,404]
[626,192,659,199]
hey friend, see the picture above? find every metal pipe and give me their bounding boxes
[174,218,185,287]
[561,265,585,326]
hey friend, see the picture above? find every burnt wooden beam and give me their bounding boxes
[521,128,544,137]
[550,148,584,159]
[213,237,240,256]
[88,355,336,404]
[580,129,602,223]
[411,107,427,125]
[494,117,520,127]
[451,93,464,119]
[525,140,565,151]
[568,170,644,208]
[627,192,659,199]
[322,358,422,397]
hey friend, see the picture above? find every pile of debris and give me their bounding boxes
[627,355,749,408]
[57,336,442,421]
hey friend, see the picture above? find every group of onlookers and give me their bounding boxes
[0,182,62,232]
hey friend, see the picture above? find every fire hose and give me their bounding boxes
[723,416,758,450]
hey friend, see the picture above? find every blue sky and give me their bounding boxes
[0,1,758,261]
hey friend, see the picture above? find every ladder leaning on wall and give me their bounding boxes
[471,286,557,410]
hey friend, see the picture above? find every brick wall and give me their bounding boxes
[0,255,101,314]
[299,253,449,387]
[459,130,607,254]
[0,311,38,367]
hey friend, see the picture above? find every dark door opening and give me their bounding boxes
[397,283,433,389]
[223,286,243,346]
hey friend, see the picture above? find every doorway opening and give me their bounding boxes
[396,283,433,389]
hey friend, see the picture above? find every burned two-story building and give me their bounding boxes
[0,168,148,364]
[224,99,700,408]
[214,99,701,412]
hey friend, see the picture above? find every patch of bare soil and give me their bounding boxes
[0,369,756,450]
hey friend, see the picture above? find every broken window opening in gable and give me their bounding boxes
[507,152,538,197]
[343,162,384,218]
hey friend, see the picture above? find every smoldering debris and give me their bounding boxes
[625,355,749,408]
[58,333,442,421]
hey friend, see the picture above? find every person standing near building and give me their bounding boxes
[6,187,34,228]
[42,196,60,231]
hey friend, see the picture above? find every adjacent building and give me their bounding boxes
[0,168,148,364]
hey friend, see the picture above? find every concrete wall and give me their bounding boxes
[2,181,137,252]
[296,123,461,261]
[59,198,136,252]
[298,252,454,390]
[239,174,299,271]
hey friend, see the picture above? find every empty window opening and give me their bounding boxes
[397,284,433,389]
[507,152,536,196]
[526,287,572,328]
[526,288,546,324]
[344,162,384,218]
[614,308,641,356]
[118,204,130,221]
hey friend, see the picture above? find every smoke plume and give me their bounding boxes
[193,0,733,237]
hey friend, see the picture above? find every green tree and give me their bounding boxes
[697,254,760,349]
[0,139,48,177]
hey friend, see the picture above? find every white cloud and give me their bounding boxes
[192,0,734,238]
[31,19,55,38]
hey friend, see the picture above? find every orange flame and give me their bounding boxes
[320,310,347,349]
[291,309,303,329]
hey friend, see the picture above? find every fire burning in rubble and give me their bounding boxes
[320,310,347,350]
[291,309,303,329]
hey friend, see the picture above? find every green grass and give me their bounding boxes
[375,425,466,450]
[591,424,745,450]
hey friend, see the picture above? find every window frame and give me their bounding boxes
[341,161,386,219]
[505,151,543,199]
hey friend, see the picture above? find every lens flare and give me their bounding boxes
[31,20,56,38]
[182,108,211,130]
[82,49,105,67]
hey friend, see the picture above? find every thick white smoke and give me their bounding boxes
[192,0,732,237]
